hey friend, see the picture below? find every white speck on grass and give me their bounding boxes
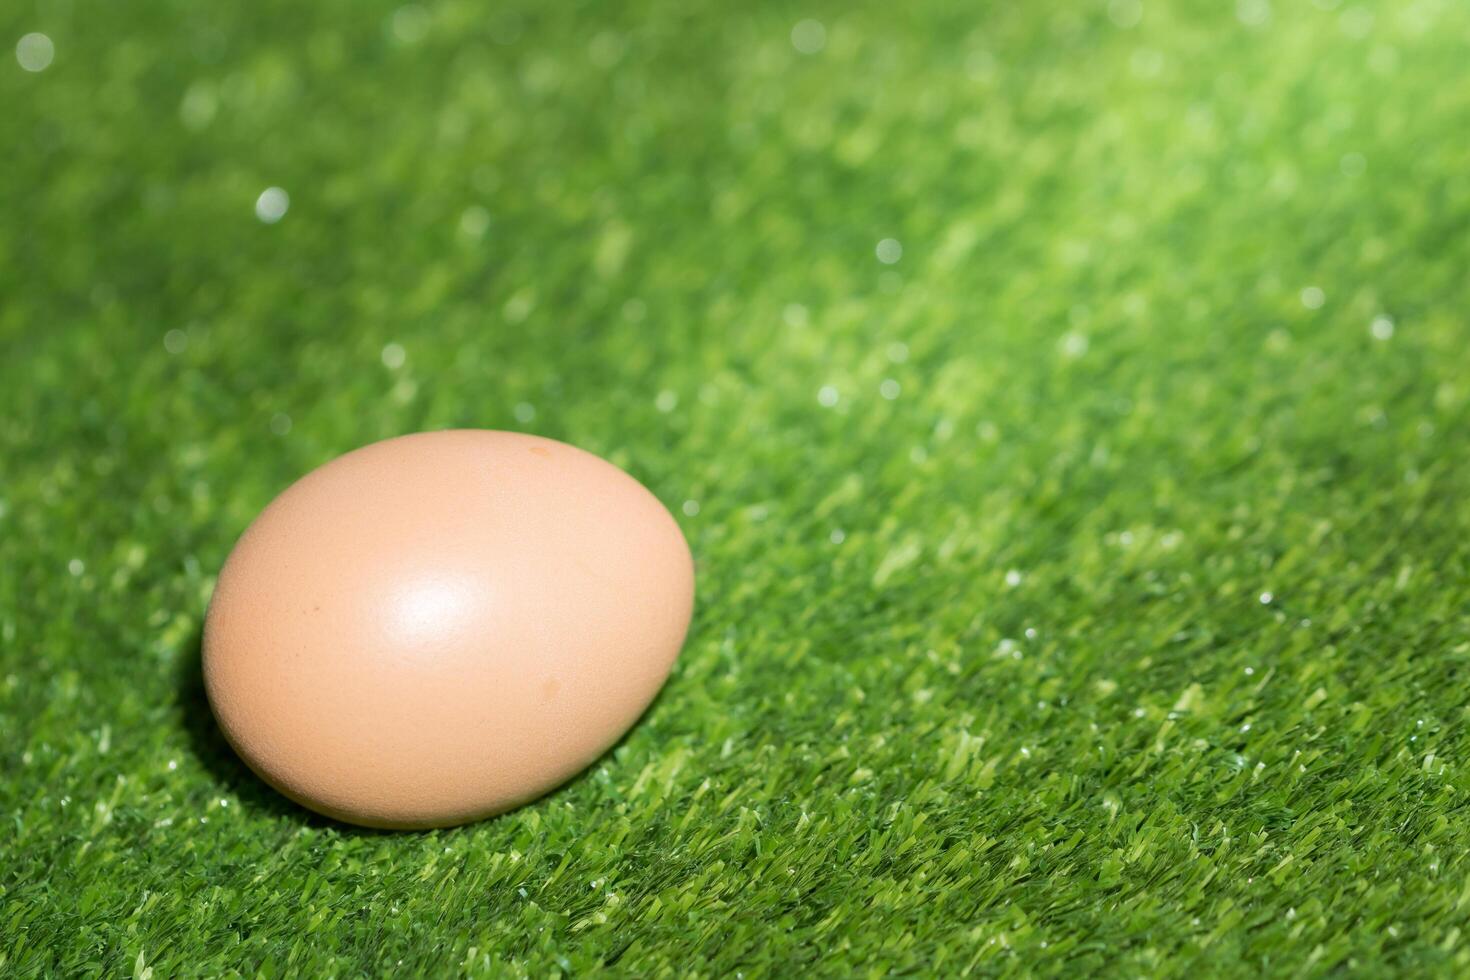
[1370,315,1394,340]
[1060,332,1089,358]
[965,50,996,80]
[16,33,54,72]
[790,19,826,54]
[381,343,406,369]
[1005,569,1024,588]
[681,499,700,517]
[588,31,626,68]
[782,303,810,328]
[1130,48,1164,78]
[876,238,903,264]
[1368,43,1397,74]
[163,329,188,354]
[1339,6,1374,38]
[879,379,900,400]
[655,390,678,413]
[1236,0,1271,26]
[829,528,846,545]
[1260,591,1274,604]
[255,187,289,224]
[1107,0,1142,28]
[459,205,490,238]
[817,385,839,407]
[1244,666,1255,675]
[1300,286,1325,309]
[68,559,85,577]
[180,82,218,130]
[391,5,429,43]
[167,760,178,771]
[504,289,536,323]
[513,402,536,423]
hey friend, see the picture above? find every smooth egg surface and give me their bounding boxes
[202,430,695,829]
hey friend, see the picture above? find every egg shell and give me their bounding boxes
[202,429,694,829]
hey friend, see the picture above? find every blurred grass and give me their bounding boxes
[4,0,1470,975]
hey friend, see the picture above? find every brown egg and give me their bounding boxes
[202,430,694,829]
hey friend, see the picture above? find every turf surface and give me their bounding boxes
[5,0,1470,975]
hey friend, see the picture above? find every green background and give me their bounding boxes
[5,0,1470,975]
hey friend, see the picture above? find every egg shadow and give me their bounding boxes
[175,626,354,831]
[174,625,675,834]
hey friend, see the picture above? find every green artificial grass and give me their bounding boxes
[5,0,1470,974]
